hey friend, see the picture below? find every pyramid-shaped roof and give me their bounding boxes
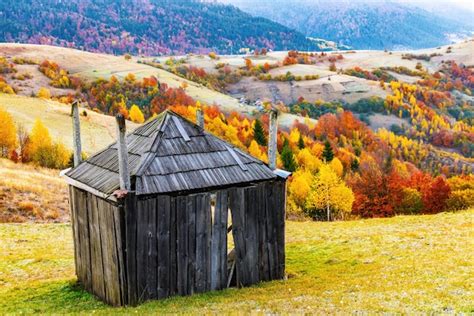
[65,111,278,197]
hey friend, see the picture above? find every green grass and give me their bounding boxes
[0,211,473,314]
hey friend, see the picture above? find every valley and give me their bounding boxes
[0,38,472,221]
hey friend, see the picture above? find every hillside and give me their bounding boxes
[0,94,138,154]
[0,0,317,55]
[0,210,472,313]
[0,43,311,127]
[0,158,68,223]
[224,0,473,50]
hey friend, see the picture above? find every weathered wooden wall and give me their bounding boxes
[69,179,286,307]
[229,180,286,287]
[124,190,229,305]
[68,186,126,306]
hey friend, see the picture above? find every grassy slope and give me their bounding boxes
[0,159,68,223]
[0,211,472,313]
[0,94,138,155]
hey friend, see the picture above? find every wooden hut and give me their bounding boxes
[62,106,289,306]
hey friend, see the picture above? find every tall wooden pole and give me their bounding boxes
[196,107,204,129]
[268,109,278,170]
[116,114,131,191]
[71,101,82,167]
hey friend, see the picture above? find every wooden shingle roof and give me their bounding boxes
[65,110,277,196]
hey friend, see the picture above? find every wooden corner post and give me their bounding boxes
[268,109,278,170]
[196,107,204,129]
[116,114,131,191]
[71,101,82,167]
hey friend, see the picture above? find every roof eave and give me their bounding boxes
[61,169,118,203]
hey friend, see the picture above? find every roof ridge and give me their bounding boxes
[134,112,169,176]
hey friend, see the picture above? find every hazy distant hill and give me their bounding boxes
[0,0,318,55]
[223,0,473,50]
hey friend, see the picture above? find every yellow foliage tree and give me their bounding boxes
[310,143,324,158]
[28,119,52,155]
[330,157,344,176]
[248,140,267,162]
[125,73,136,83]
[305,164,354,221]
[129,104,145,123]
[288,169,314,210]
[37,87,51,99]
[0,81,15,94]
[25,118,69,168]
[0,107,17,157]
[296,148,321,172]
[289,128,301,145]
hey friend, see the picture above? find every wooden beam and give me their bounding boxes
[226,146,248,171]
[172,115,191,142]
[62,175,117,202]
[268,109,278,170]
[196,108,204,129]
[71,101,82,167]
[116,114,131,191]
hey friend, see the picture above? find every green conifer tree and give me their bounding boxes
[253,118,267,146]
[298,134,305,149]
[350,158,359,172]
[322,140,334,162]
[281,138,297,172]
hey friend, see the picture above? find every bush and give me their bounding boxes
[446,189,474,211]
[37,87,51,99]
[396,188,423,214]
[208,52,218,59]
[32,143,71,169]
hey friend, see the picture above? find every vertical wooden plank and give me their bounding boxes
[69,187,81,283]
[75,189,85,289]
[266,181,278,280]
[257,183,270,282]
[146,198,158,300]
[275,180,286,279]
[169,196,178,296]
[176,195,189,296]
[205,193,212,291]
[157,195,171,298]
[187,194,196,295]
[211,190,228,290]
[245,186,259,285]
[105,202,122,306]
[125,194,138,306]
[97,198,113,303]
[195,193,211,293]
[88,195,106,301]
[113,203,127,305]
[230,187,247,287]
[75,189,92,291]
[136,199,149,302]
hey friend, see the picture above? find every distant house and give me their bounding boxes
[62,106,289,306]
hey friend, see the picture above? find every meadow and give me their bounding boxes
[0,210,472,314]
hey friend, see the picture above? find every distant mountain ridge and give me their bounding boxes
[222,0,473,50]
[0,0,319,55]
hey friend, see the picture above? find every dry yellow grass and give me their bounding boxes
[0,158,68,222]
[0,94,138,154]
